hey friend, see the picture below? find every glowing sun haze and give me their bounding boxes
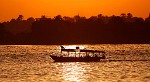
[0,0,150,22]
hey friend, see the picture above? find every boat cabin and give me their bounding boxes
[60,46,105,57]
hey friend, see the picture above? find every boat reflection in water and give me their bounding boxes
[50,46,106,62]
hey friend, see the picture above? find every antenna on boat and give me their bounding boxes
[60,45,65,53]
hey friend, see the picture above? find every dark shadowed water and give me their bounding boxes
[0,44,150,82]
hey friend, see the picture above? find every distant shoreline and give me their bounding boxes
[1,14,150,44]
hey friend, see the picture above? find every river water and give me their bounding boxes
[0,44,150,82]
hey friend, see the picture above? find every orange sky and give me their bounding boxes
[0,0,150,22]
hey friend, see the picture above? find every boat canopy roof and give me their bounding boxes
[60,46,105,53]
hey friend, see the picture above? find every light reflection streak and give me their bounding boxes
[58,62,87,82]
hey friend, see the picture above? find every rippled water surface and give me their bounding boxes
[0,44,150,82]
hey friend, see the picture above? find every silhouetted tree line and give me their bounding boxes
[0,13,150,44]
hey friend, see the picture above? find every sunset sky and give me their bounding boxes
[0,0,150,22]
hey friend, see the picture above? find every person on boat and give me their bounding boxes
[95,54,98,57]
[102,54,106,59]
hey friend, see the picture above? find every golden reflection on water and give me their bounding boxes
[57,62,88,82]
[0,45,150,82]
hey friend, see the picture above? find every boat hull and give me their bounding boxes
[50,55,105,62]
